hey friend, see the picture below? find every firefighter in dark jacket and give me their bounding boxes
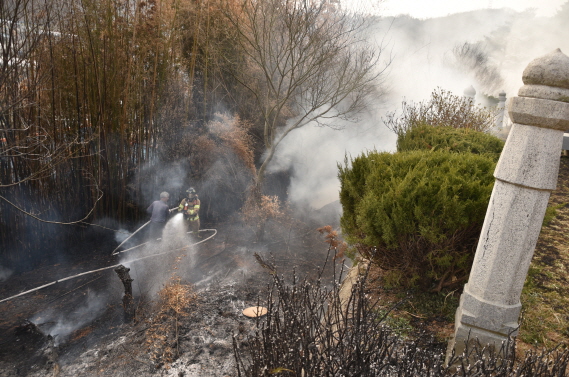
[147,191,171,241]
[178,187,201,237]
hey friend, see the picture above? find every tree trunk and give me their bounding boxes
[114,265,135,322]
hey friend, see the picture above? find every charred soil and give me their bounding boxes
[2,158,569,376]
[0,211,344,376]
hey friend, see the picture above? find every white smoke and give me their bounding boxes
[118,213,197,297]
[31,290,107,345]
[114,228,131,243]
[373,0,565,19]
[269,6,569,209]
[0,265,13,282]
[268,115,396,209]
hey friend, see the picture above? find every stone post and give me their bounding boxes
[495,90,507,130]
[448,49,569,358]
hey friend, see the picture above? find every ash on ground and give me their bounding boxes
[0,215,343,377]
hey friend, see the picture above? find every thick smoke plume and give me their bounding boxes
[269,6,569,210]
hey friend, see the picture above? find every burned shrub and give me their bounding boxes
[197,114,257,223]
[339,150,496,291]
[232,259,444,376]
[241,193,284,241]
[233,254,569,376]
[154,113,256,224]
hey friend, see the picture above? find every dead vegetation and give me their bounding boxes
[145,278,197,369]
[242,194,285,241]
[233,252,569,376]
[519,157,569,350]
[1,200,568,376]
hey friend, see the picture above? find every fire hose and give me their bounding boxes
[0,229,217,304]
[112,229,213,256]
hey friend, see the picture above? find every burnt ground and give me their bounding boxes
[3,158,569,377]
[0,207,345,377]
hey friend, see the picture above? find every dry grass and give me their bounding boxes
[145,278,197,369]
[518,157,569,351]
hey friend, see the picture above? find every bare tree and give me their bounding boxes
[226,0,386,190]
[448,41,504,93]
[0,0,104,264]
[1,0,51,186]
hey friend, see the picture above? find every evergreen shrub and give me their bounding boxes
[397,123,504,159]
[339,149,497,291]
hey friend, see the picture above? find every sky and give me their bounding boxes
[365,0,566,18]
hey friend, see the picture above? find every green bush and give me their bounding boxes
[397,123,504,159]
[339,149,496,291]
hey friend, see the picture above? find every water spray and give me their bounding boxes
[111,211,183,255]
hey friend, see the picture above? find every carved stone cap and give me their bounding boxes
[522,48,569,89]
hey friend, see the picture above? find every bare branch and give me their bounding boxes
[224,0,387,186]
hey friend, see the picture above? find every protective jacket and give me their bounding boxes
[178,197,200,221]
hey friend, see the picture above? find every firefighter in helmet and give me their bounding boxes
[178,187,201,237]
